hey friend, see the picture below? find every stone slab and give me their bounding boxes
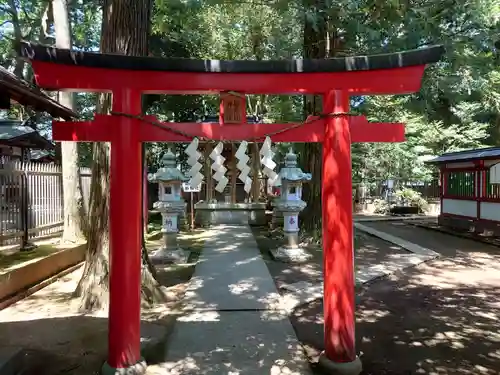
[201,225,259,248]
[183,225,281,311]
[162,310,312,375]
[195,207,267,227]
[354,222,439,257]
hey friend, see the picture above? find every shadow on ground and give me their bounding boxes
[0,315,172,375]
[0,229,206,375]
[252,227,408,289]
[291,255,500,375]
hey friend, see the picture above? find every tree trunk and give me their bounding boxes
[73,0,164,312]
[52,0,86,244]
[299,0,329,233]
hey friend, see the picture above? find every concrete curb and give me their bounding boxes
[354,222,439,257]
[0,262,84,311]
[354,215,437,222]
[281,225,440,309]
[412,222,500,248]
[0,244,86,303]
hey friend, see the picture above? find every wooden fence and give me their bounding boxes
[0,161,91,247]
[353,179,440,202]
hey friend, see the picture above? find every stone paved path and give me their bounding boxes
[158,225,312,375]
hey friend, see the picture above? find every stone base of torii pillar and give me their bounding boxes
[319,353,363,375]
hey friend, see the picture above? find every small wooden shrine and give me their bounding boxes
[427,146,500,235]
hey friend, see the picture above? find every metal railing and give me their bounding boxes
[0,161,91,247]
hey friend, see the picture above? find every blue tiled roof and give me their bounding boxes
[0,120,35,140]
[0,119,53,149]
[426,147,500,164]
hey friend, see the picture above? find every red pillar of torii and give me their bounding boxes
[20,42,443,375]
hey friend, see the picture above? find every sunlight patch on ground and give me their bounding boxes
[406,253,500,290]
[357,308,391,323]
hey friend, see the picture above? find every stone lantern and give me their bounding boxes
[148,149,189,264]
[271,148,312,262]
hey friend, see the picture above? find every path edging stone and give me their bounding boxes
[282,223,440,309]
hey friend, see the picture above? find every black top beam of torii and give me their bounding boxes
[18,42,444,74]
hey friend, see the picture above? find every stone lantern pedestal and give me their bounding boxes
[152,200,188,263]
[148,149,189,264]
[270,149,312,263]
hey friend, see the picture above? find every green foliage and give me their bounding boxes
[373,198,390,214]
[394,187,429,213]
[373,188,429,214]
[1,0,498,180]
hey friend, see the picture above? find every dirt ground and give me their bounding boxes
[0,230,208,375]
[253,228,409,290]
[3,223,500,374]
[254,223,500,375]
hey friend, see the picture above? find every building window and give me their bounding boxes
[445,171,475,197]
[164,186,172,195]
[485,170,500,199]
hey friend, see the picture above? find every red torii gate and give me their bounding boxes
[20,42,443,375]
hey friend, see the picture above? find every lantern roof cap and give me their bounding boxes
[148,148,188,182]
[284,148,298,167]
[275,148,312,185]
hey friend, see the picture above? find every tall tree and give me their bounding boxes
[52,0,86,244]
[299,0,329,233]
[73,0,164,312]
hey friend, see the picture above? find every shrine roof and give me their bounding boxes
[0,66,76,120]
[426,147,500,164]
[30,149,55,161]
[0,120,54,149]
[19,42,444,74]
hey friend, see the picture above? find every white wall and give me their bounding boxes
[442,198,477,218]
[480,202,500,221]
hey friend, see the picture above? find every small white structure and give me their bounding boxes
[271,148,312,262]
[490,162,500,184]
[148,149,189,264]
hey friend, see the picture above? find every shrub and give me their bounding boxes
[394,188,429,213]
[373,198,390,214]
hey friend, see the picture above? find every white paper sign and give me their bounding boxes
[182,182,202,192]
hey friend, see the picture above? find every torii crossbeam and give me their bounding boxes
[19,41,444,375]
[52,114,404,143]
